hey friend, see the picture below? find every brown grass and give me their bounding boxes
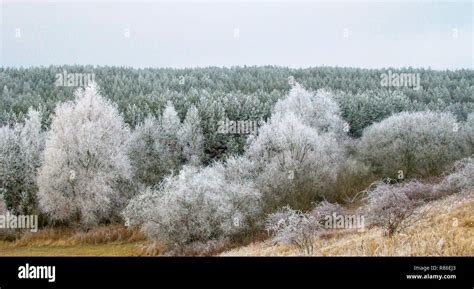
[0,192,471,256]
[0,242,146,256]
[10,224,146,247]
[222,191,474,256]
[0,224,147,256]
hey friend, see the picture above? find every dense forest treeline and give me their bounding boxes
[1,66,473,162]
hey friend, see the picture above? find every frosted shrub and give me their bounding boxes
[398,180,439,202]
[247,111,343,210]
[265,206,320,255]
[358,111,462,179]
[366,182,418,236]
[265,201,341,254]
[123,163,261,248]
[437,156,474,194]
[0,109,44,215]
[310,201,343,221]
[37,83,133,227]
[222,155,259,183]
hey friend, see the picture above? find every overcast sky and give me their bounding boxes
[1,0,472,69]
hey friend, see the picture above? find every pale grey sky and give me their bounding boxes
[1,0,472,69]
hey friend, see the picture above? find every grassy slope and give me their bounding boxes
[0,242,145,256]
[222,191,474,256]
[0,193,472,256]
[0,224,147,256]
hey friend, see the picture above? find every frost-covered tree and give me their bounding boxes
[0,108,44,215]
[248,112,343,210]
[177,105,204,166]
[37,83,132,227]
[159,102,181,171]
[247,85,345,210]
[123,163,260,248]
[128,116,166,187]
[357,111,463,179]
[273,84,345,137]
[128,102,184,187]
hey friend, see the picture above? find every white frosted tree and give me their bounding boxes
[160,102,181,171]
[177,105,204,166]
[273,84,346,137]
[247,112,343,210]
[37,83,132,227]
[0,108,44,215]
[246,84,345,210]
[357,111,463,179]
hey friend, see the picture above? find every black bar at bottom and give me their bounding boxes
[0,257,471,289]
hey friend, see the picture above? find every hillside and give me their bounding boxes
[0,192,471,257]
[222,191,474,256]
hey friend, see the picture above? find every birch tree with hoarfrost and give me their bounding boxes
[37,83,132,227]
[0,108,44,215]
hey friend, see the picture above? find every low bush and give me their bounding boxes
[395,180,439,202]
[264,201,342,255]
[365,182,419,236]
[123,162,261,249]
[437,156,474,194]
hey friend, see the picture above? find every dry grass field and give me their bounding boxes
[0,224,147,256]
[0,192,472,256]
[222,191,474,256]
